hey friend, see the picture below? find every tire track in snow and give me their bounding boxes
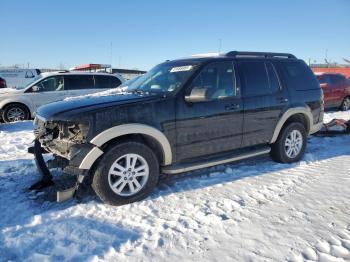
[94,155,350,261]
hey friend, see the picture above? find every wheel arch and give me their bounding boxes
[0,96,34,116]
[1,101,32,118]
[79,124,172,170]
[270,107,313,144]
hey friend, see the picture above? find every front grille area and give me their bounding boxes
[33,116,89,161]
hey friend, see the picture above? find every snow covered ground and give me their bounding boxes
[0,111,350,262]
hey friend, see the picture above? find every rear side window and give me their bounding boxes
[238,61,270,96]
[64,75,94,90]
[329,75,345,85]
[281,61,318,91]
[317,75,331,84]
[266,62,281,93]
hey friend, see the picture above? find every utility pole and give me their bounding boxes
[110,42,113,68]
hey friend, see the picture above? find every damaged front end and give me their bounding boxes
[29,115,93,202]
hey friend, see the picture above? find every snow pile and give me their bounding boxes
[0,111,349,261]
[0,121,34,160]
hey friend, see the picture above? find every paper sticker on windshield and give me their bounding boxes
[170,65,193,73]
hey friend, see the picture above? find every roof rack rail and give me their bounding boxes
[225,51,296,59]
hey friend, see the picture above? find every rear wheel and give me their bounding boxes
[340,97,350,111]
[271,122,307,163]
[92,141,159,206]
[2,104,30,123]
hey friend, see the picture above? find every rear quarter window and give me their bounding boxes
[111,76,122,88]
[281,61,319,91]
[94,75,111,89]
[94,75,122,89]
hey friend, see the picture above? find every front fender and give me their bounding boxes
[78,123,173,170]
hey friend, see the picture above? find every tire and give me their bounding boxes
[2,104,30,123]
[92,141,159,206]
[340,96,350,111]
[270,122,307,163]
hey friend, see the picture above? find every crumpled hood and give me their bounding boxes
[36,92,160,121]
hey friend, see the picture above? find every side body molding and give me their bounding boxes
[79,123,173,170]
[270,107,314,144]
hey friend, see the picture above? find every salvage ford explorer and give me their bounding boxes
[30,51,324,206]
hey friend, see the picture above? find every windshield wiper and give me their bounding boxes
[128,89,147,95]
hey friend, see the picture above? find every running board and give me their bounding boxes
[162,147,271,174]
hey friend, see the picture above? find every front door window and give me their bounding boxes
[190,61,237,100]
[35,76,64,92]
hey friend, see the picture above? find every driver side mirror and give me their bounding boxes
[185,87,209,103]
[32,85,40,92]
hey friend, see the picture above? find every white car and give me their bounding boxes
[0,71,124,122]
[0,68,41,89]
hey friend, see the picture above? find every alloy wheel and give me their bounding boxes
[284,129,303,158]
[108,153,149,196]
[342,97,350,111]
[6,107,26,122]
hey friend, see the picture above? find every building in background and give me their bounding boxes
[70,64,146,80]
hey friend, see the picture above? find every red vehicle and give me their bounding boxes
[315,72,350,111]
[0,77,7,89]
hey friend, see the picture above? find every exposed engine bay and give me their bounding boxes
[34,117,89,160]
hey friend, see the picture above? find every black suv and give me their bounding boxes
[31,51,323,205]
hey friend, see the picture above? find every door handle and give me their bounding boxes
[278,97,288,103]
[225,104,240,110]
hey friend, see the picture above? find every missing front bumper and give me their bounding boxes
[28,140,88,202]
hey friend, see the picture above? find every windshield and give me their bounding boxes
[125,62,197,94]
[120,75,142,87]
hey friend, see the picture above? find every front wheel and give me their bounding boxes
[2,104,30,123]
[340,97,350,111]
[92,141,159,206]
[270,122,307,163]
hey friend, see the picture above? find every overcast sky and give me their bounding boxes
[0,0,349,70]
